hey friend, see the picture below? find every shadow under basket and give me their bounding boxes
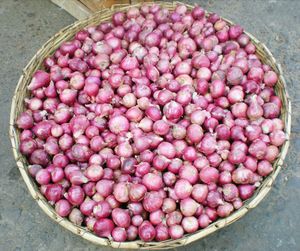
[9,1,292,249]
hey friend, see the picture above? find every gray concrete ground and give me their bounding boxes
[0,0,299,250]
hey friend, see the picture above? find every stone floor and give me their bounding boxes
[0,0,299,250]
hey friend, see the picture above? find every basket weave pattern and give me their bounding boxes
[9,1,291,249]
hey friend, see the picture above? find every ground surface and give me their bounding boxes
[0,0,299,250]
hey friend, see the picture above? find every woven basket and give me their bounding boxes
[9,1,292,249]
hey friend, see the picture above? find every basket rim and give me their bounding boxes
[9,1,292,249]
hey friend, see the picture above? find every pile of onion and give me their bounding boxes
[17,3,286,242]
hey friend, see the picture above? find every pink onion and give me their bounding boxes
[28,70,50,91]
[182,216,199,233]
[129,183,147,202]
[142,173,163,191]
[143,191,163,213]
[155,224,169,241]
[270,130,286,146]
[257,160,273,176]
[249,139,267,159]
[232,167,255,184]
[113,182,129,203]
[198,214,211,228]
[222,184,239,202]
[94,218,114,238]
[65,185,85,205]
[180,198,199,216]
[238,185,255,200]
[174,179,193,199]
[169,225,184,240]
[96,179,114,198]
[112,227,127,242]
[163,101,184,120]
[199,167,219,184]
[55,199,71,217]
[217,202,234,217]
[139,221,156,242]
[112,208,131,228]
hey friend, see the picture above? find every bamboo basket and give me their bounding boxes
[9,1,292,249]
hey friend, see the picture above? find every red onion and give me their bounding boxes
[155,224,169,241]
[159,197,175,215]
[111,208,131,228]
[198,214,211,228]
[92,200,111,219]
[263,102,280,119]
[152,120,169,136]
[174,179,193,199]
[150,209,165,225]
[79,199,96,216]
[248,67,264,83]
[113,182,129,203]
[51,167,64,183]
[143,191,163,213]
[28,164,42,178]
[228,86,244,104]
[132,215,143,227]
[180,198,199,216]
[142,173,163,191]
[232,167,255,184]
[84,165,103,182]
[257,160,273,176]
[217,202,234,217]
[145,106,162,121]
[162,172,176,187]
[222,184,239,202]
[30,149,50,166]
[65,185,85,205]
[243,156,257,172]
[139,221,156,242]
[96,179,114,198]
[264,71,278,87]
[249,139,267,159]
[55,199,71,217]
[28,70,50,91]
[238,185,255,200]
[108,115,129,134]
[129,183,147,202]
[94,218,114,237]
[227,67,243,85]
[112,227,127,242]
[219,170,232,184]
[207,191,223,208]
[157,142,176,159]
[126,225,138,241]
[166,210,182,227]
[20,138,37,155]
[82,182,96,197]
[198,134,217,155]
[182,216,199,233]
[44,184,63,203]
[71,144,92,162]
[187,124,203,143]
[163,101,184,120]
[169,225,184,239]
[199,167,219,184]
[265,145,279,162]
